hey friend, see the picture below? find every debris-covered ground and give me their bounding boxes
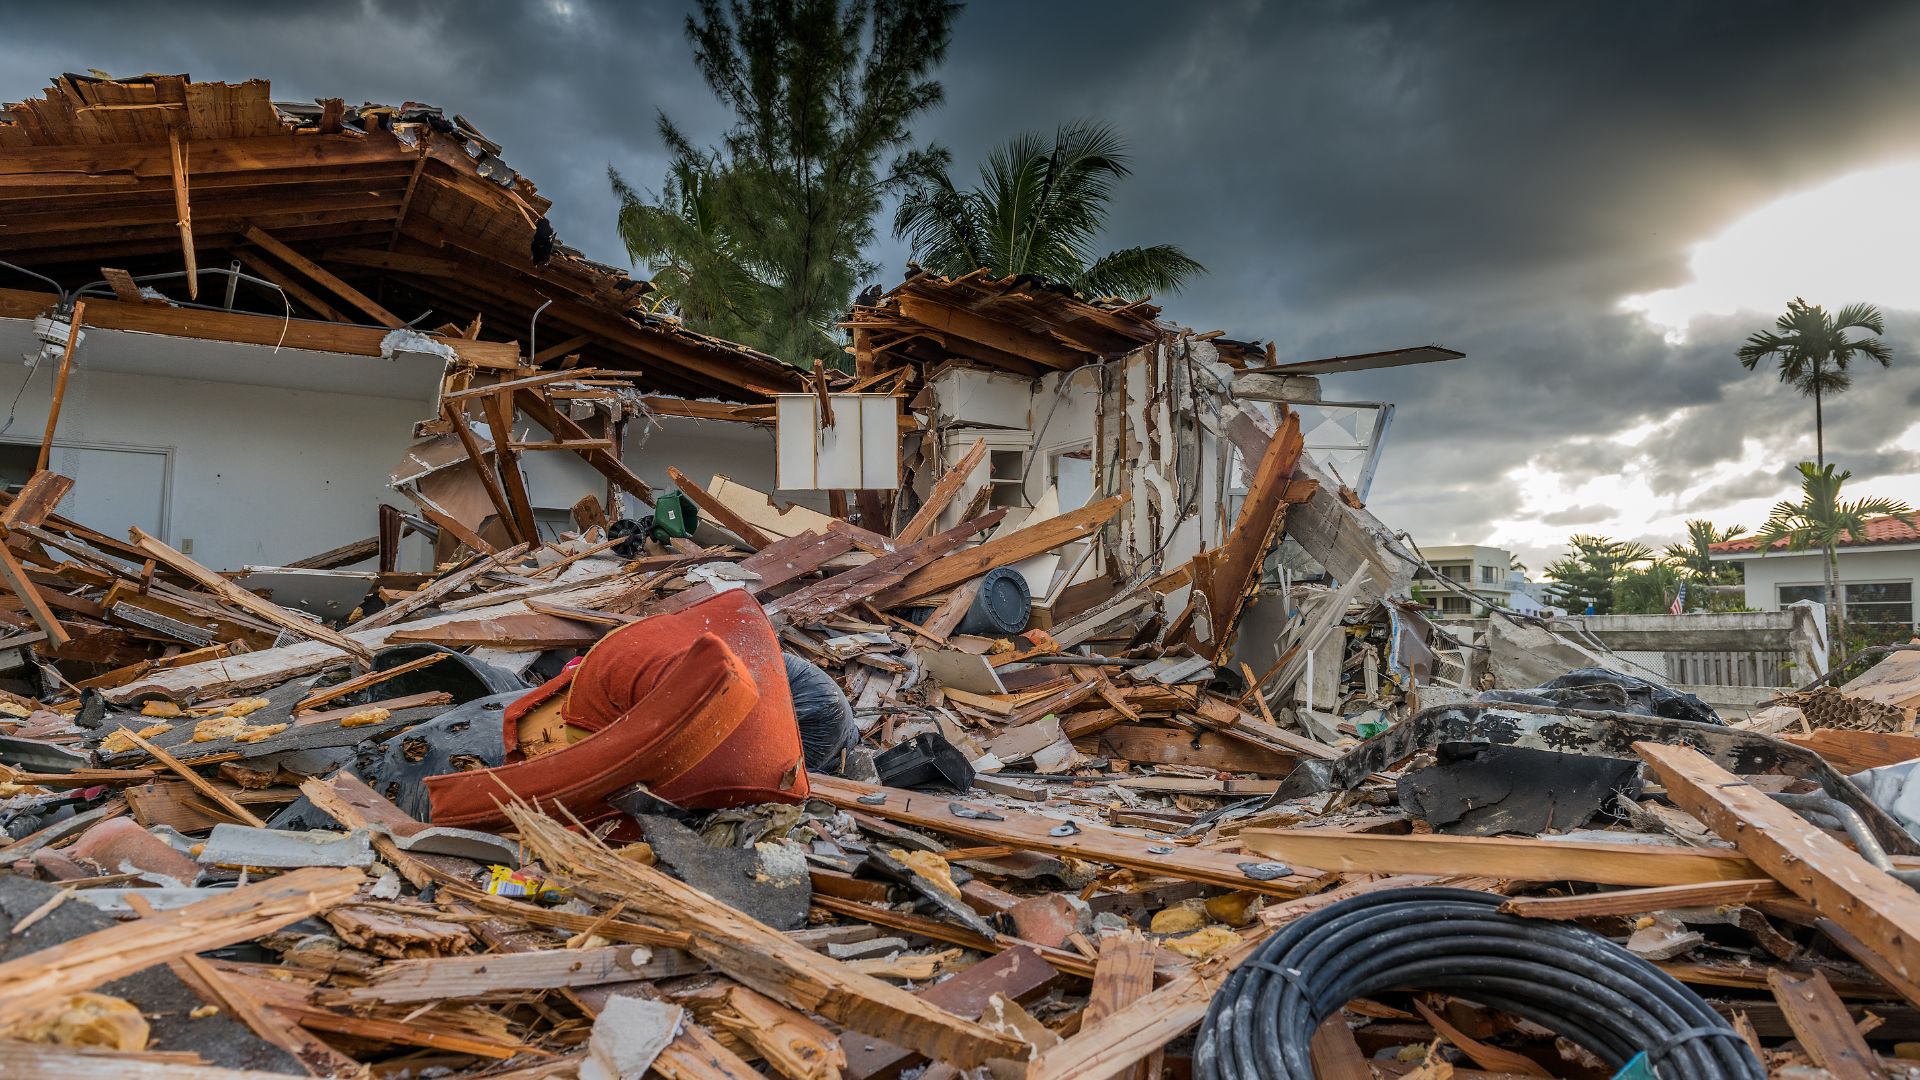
[1,70,1919,1080]
[0,445,1916,1080]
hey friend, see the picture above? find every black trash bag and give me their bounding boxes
[1476,666,1721,725]
[786,653,858,772]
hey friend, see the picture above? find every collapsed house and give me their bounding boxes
[0,72,1915,1080]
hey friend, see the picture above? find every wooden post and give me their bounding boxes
[36,300,85,474]
[168,129,197,299]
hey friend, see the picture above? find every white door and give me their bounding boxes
[0,440,168,541]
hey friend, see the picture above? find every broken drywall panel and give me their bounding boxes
[929,367,1036,431]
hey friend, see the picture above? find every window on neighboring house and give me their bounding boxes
[1438,595,1471,614]
[1480,565,1496,583]
[1778,582,1915,627]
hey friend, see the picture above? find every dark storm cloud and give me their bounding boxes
[3,0,1918,559]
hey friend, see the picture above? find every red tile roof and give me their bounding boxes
[1710,515,1920,554]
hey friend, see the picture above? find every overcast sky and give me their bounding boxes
[4,0,1917,569]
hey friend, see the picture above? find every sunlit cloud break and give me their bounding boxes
[1621,159,1920,341]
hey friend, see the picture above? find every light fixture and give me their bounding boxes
[22,312,81,366]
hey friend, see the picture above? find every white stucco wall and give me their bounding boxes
[0,357,432,571]
[1731,545,1920,612]
[0,318,808,571]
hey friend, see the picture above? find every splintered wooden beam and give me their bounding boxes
[0,471,72,535]
[508,804,1028,1069]
[167,129,197,299]
[769,509,1007,622]
[1188,406,1303,660]
[1638,740,1920,995]
[481,392,539,542]
[1500,879,1792,920]
[128,527,373,662]
[896,436,987,544]
[0,542,69,647]
[514,389,655,506]
[442,403,523,544]
[241,223,402,329]
[1238,828,1764,887]
[873,493,1129,607]
[895,294,1086,370]
[121,728,266,828]
[0,866,362,1027]
[37,300,85,474]
[810,775,1327,896]
[1768,968,1891,1079]
[1086,931,1161,1080]
[668,467,776,550]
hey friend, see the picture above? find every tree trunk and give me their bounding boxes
[1825,541,1846,664]
[1814,384,1825,468]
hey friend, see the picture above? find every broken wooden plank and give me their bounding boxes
[1085,930,1160,1080]
[36,300,85,474]
[515,388,654,505]
[241,223,401,328]
[119,728,267,828]
[1499,879,1793,920]
[510,804,1028,1069]
[352,543,532,631]
[0,867,362,1027]
[1638,740,1920,994]
[1238,829,1766,888]
[770,510,1007,622]
[1187,406,1302,660]
[811,775,1328,896]
[0,470,75,533]
[167,129,197,299]
[323,944,701,1005]
[873,494,1129,608]
[843,944,1063,1080]
[0,541,70,647]
[1768,968,1892,1079]
[896,437,987,544]
[669,466,777,549]
[293,651,447,713]
[386,610,605,649]
[481,391,540,545]
[129,527,372,661]
[443,401,523,544]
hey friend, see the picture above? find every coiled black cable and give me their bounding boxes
[1194,887,1764,1080]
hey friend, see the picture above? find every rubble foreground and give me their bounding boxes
[0,71,1915,1080]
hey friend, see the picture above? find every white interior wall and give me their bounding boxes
[0,361,429,570]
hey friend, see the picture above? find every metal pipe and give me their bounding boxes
[1770,791,1920,888]
[529,298,554,364]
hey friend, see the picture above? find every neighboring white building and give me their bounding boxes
[1710,517,1918,633]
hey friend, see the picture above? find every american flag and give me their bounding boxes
[1669,581,1688,615]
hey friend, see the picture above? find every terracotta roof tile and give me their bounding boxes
[1710,515,1920,554]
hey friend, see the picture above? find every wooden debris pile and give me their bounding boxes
[0,429,1911,1078]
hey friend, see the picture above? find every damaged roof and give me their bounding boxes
[846,267,1171,378]
[0,73,802,400]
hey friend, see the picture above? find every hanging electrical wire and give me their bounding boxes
[1195,887,1763,1080]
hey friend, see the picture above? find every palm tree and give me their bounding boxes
[1737,298,1893,467]
[1755,462,1916,656]
[893,121,1204,299]
[1661,519,1746,612]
